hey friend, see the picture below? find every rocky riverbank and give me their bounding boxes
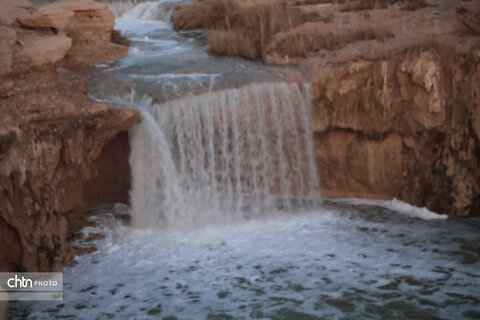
[172,0,480,216]
[0,0,139,272]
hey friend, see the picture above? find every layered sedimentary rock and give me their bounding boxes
[310,47,480,215]
[0,0,139,272]
[304,1,480,216]
[173,0,480,216]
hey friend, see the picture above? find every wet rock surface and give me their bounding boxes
[0,0,139,272]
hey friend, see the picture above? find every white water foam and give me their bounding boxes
[127,82,321,228]
[334,198,448,220]
[108,0,177,22]
[11,205,480,320]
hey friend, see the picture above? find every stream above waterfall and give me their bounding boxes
[8,0,480,319]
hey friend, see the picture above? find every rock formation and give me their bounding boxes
[311,46,480,216]
[173,0,480,216]
[303,0,480,216]
[0,0,139,272]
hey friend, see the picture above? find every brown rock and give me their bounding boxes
[317,131,404,200]
[473,65,480,140]
[46,0,108,12]
[300,7,479,216]
[16,33,72,66]
[0,0,32,27]
[111,29,131,46]
[0,0,137,272]
[0,216,22,271]
[310,45,480,215]
[85,233,105,242]
[65,6,115,43]
[84,132,132,208]
[0,26,15,77]
[56,0,127,66]
[399,52,445,129]
[459,4,480,34]
[18,6,74,34]
[72,246,98,256]
[0,99,139,271]
[67,232,84,242]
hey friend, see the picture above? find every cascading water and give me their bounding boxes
[128,82,320,228]
[106,0,175,21]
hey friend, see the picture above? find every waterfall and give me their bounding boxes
[128,82,320,228]
[107,0,176,21]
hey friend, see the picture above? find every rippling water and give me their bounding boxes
[9,201,480,319]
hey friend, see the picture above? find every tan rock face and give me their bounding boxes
[48,0,108,12]
[0,0,138,272]
[0,0,32,27]
[0,26,15,77]
[399,52,446,129]
[18,6,74,34]
[58,0,127,66]
[297,1,480,216]
[0,100,139,271]
[317,132,404,200]
[16,33,72,66]
[2,0,127,68]
[309,46,480,216]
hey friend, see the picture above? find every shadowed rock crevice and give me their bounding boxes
[83,132,132,208]
[0,216,22,272]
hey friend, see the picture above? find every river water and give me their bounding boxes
[9,0,480,319]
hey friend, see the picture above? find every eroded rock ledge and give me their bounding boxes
[301,0,480,216]
[311,46,480,216]
[0,0,140,272]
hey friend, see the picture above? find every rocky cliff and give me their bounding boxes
[0,0,139,272]
[173,0,480,216]
[311,46,480,216]
[303,0,480,216]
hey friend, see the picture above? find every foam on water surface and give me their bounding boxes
[334,198,449,220]
[9,204,480,320]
